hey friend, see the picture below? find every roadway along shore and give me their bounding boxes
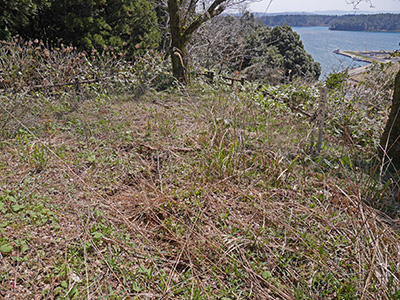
[333,49,400,83]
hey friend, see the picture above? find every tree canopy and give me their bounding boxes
[190,14,321,81]
[0,0,160,57]
[0,0,47,40]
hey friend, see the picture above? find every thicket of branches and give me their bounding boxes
[190,12,321,82]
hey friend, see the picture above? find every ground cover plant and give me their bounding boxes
[1,40,400,299]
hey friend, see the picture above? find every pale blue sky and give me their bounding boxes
[249,0,400,13]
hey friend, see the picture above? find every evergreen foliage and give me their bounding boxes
[261,24,321,79]
[0,0,160,58]
[0,0,49,40]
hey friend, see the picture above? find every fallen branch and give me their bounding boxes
[0,78,101,94]
[30,78,100,90]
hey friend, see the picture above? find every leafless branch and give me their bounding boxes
[346,0,375,9]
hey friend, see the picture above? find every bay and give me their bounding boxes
[291,26,400,78]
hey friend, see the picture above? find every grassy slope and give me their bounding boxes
[0,76,400,300]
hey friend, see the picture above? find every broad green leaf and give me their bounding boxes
[92,232,103,240]
[262,270,272,280]
[87,154,96,163]
[0,244,13,253]
[21,245,29,253]
[132,282,141,292]
[6,195,16,202]
[11,204,25,212]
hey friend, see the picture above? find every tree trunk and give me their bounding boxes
[167,0,189,84]
[166,0,226,84]
[379,70,400,170]
[171,44,189,84]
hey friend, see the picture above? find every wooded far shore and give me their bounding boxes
[259,13,400,32]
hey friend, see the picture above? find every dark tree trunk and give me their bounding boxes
[167,0,226,84]
[379,70,400,170]
[170,43,190,84]
[167,0,189,83]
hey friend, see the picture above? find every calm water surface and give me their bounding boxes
[291,27,400,78]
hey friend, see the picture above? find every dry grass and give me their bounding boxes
[1,44,400,299]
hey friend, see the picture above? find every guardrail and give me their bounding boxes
[199,71,246,86]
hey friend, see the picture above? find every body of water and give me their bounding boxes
[291,26,400,78]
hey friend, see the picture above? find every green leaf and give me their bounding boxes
[262,270,272,280]
[67,283,78,298]
[87,154,96,163]
[61,280,68,288]
[0,222,8,228]
[138,264,151,275]
[132,282,142,292]
[341,155,353,170]
[11,204,25,212]
[92,232,103,240]
[21,245,29,253]
[0,244,13,254]
[6,195,16,202]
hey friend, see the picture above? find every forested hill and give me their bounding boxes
[329,14,400,31]
[260,13,400,32]
[260,14,336,27]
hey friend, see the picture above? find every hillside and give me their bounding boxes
[330,13,400,31]
[1,41,400,299]
[259,13,400,32]
[260,14,337,27]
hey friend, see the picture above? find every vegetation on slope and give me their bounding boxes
[0,39,400,299]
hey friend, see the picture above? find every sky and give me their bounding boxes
[248,0,400,13]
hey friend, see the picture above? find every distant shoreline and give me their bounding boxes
[259,13,400,32]
[329,28,400,33]
[290,25,400,33]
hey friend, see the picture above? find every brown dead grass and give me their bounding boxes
[0,82,400,299]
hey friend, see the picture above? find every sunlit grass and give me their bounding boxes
[1,41,399,299]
